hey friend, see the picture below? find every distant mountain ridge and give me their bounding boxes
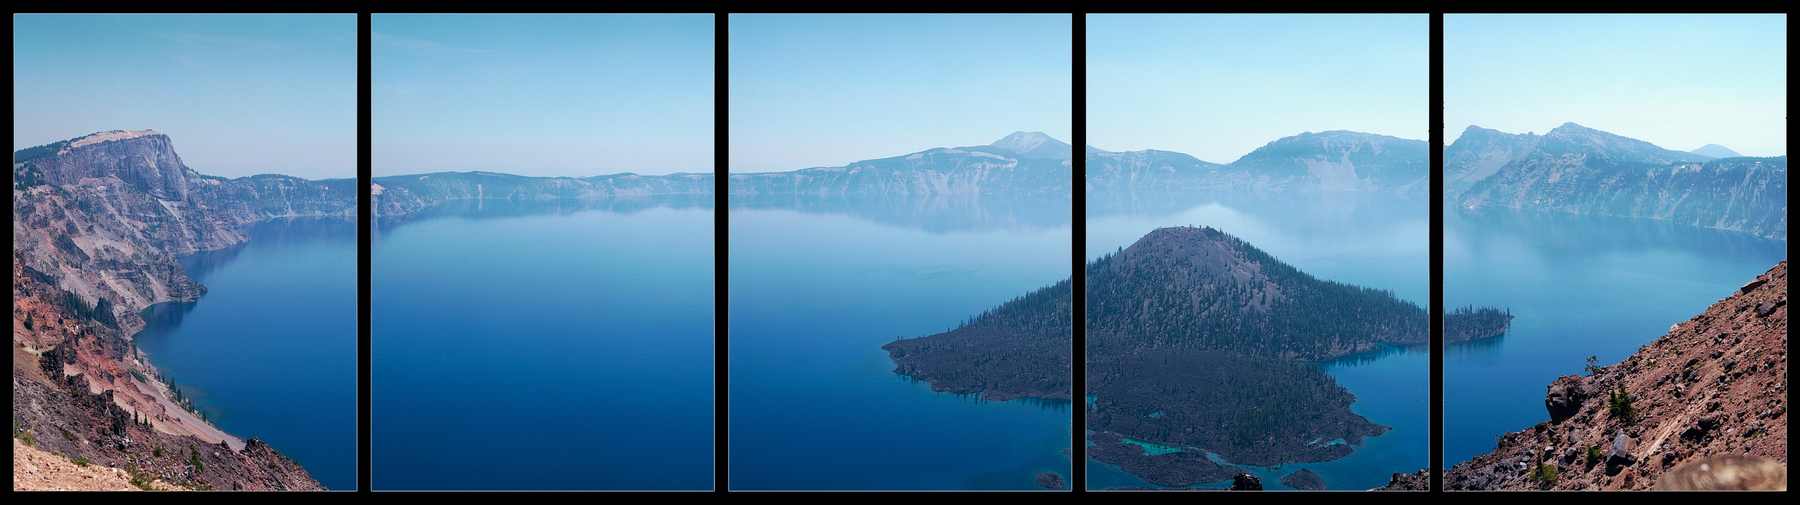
[1087,130,1429,196]
[371,170,712,218]
[1448,123,1786,240]
[728,131,1072,196]
[1690,143,1742,159]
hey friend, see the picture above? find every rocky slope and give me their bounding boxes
[728,132,1072,196]
[1444,260,1787,490]
[1450,123,1786,240]
[1088,131,1429,196]
[13,130,331,490]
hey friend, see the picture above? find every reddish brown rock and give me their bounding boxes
[1445,260,1787,490]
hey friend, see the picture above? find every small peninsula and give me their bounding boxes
[1444,306,1514,345]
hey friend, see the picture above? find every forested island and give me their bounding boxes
[1444,306,1513,345]
[885,226,1438,487]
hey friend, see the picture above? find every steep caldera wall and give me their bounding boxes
[371,170,713,219]
[13,130,339,490]
[728,132,1073,197]
[1445,261,1787,490]
[1449,123,1786,240]
[1087,131,1429,196]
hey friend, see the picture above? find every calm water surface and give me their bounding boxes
[729,195,1074,490]
[135,218,357,490]
[373,199,713,490]
[1444,206,1786,466]
[1085,190,1429,490]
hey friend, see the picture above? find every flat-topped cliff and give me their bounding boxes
[13,130,331,490]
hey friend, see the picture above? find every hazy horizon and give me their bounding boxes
[1087,14,1428,165]
[13,14,356,181]
[1448,14,1786,158]
[729,14,1072,174]
[373,14,714,178]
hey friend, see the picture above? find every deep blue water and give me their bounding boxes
[1085,190,1429,490]
[728,195,1074,490]
[372,199,713,490]
[134,218,357,491]
[1444,206,1786,467]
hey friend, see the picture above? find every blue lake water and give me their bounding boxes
[728,194,1074,490]
[1085,190,1429,490]
[1444,206,1786,467]
[134,217,358,491]
[372,198,714,490]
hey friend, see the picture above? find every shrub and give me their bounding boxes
[1531,461,1559,488]
[1607,383,1637,424]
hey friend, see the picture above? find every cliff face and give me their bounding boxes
[1444,261,1787,490]
[1443,126,1539,196]
[1088,131,1429,196]
[13,130,333,490]
[729,133,1073,197]
[25,130,192,201]
[1085,150,1226,192]
[1450,123,1786,240]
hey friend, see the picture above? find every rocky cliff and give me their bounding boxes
[728,132,1072,196]
[1450,123,1786,240]
[1087,131,1429,196]
[1444,260,1787,490]
[13,130,333,490]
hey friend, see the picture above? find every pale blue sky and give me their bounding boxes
[729,14,1072,173]
[374,14,713,177]
[13,14,356,180]
[1088,14,1428,165]
[1448,14,1786,157]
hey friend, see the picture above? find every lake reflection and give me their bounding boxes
[373,198,713,490]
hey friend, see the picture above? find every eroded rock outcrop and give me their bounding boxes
[13,130,332,490]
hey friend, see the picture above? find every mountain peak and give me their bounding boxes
[1690,143,1740,159]
[1537,123,1712,164]
[989,131,1072,160]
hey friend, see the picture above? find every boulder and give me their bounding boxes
[1545,374,1592,423]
